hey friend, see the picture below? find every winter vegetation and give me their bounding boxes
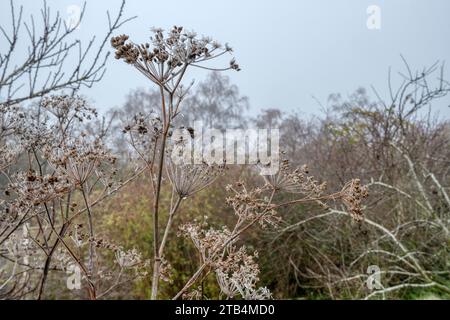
[0,1,449,300]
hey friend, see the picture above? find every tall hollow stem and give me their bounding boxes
[150,85,170,300]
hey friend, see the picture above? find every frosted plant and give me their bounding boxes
[177,217,273,300]
[41,95,98,125]
[179,222,234,264]
[226,182,281,228]
[112,26,240,299]
[174,171,368,300]
[167,161,225,198]
[122,111,163,166]
[8,171,74,206]
[166,130,226,197]
[0,104,26,171]
[263,160,327,196]
[0,143,21,171]
[44,136,116,187]
[115,248,144,268]
[340,179,369,221]
[215,247,272,300]
[166,136,226,198]
[182,286,202,300]
[0,95,146,299]
[0,0,142,299]
[111,26,239,91]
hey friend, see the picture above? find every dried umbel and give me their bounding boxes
[45,137,116,186]
[165,131,226,197]
[1,104,26,170]
[178,222,234,263]
[7,171,73,206]
[178,221,272,300]
[340,179,369,221]
[166,160,225,198]
[215,246,272,300]
[261,161,370,221]
[115,248,144,268]
[264,160,327,196]
[0,143,20,171]
[226,182,280,228]
[111,26,239,90]
[41,95,98,125]
[69,225,151,277]
[122,112,162,164]
[11,109,53,150]
[182,286,203,300]
[158,256,173,283]
[0,104,26,138]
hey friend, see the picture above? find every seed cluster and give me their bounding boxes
[215,246,272,300]
[178,221,233,263]
[111,26,239,90]
[226,182,280,228]
[340,179,369,221]
[264,160,327,196]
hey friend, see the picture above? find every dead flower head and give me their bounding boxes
[45,137,116,187]
[215,246,272,300]
[226,182,280,228]
[340,179,369,221]
[263,160,327,197]
[111,26,239,90]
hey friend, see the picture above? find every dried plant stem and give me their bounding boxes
[424,169,450,212]
[65,167,147,226]
[37,224,67,300]
[37,192,73,300]
[43,207,97,299]
[329,209,450,293]
[81,184,96,287]
[390,143,449,235]
[159,196,183,257]
[151,87,170,300]
[272,192,342,209]
[173,190,276,299]
[173,263,208,300]
[390,143,433,211]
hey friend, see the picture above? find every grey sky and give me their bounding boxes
[2,0,450,117]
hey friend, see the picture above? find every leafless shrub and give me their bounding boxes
[266,60,449,299]
[0,1,135,107]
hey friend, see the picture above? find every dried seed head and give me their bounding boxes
[111,26,239,91]
[264,160,327,197]
[340,179,369,221]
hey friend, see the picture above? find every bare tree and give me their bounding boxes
[0,0,135,106]
[182,72,248,129]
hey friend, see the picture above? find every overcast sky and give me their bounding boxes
[2,0,450,118]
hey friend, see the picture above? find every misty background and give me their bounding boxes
[2,0,450,118]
